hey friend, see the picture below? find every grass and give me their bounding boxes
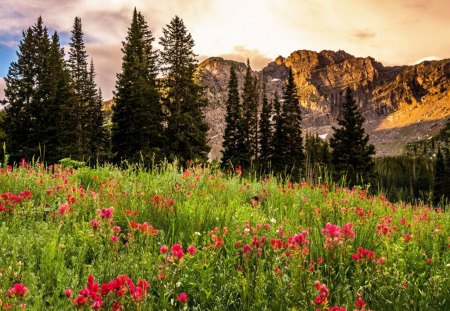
[0,162,449,310]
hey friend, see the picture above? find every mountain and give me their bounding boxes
[197,50,450,159]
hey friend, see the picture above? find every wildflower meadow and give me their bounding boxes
[0,161,449,310]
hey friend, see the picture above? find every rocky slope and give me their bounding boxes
[197,50,450,159]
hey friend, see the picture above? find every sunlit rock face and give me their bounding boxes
[197,50,450,159]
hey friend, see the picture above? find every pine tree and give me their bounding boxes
[3,26,36,162]
[279,67,304,176]
[258,82,272,167]
[159,16,209,164]
[87,60,109,162]
[41,31,73,163]
[112,8,163,165]
[444,149,450,202]
[68,17,90,159]
[221,65,241,168]
[330,88,375,186]
[433,147,446,205]
[237,59,258,168]
[271,93,285,173]
[68,17,107,162]
[3,17,53,162]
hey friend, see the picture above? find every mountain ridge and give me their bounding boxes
[197,50,450,160]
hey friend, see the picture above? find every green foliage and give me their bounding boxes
[330,88,375,186]
[237,60,259,168]
[159,16,210,164]
[68,17,108,162]
[433,148,447,204]
[374,155,434,203]
[405,117,450,157]
[304,132,331,181]
[59,158,86,169]
[221,65,242,168]
[0,163,449,310]
[273,68,304,177]
[111,9,163,166]
[258,83,273,168]
[2,17,77,164]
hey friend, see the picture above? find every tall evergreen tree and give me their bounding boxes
[159,16,209,164]
[258,82,272,166]
[41,31,74,163]
[68,17,106,162]
[330,88,375,185]
[3,27,36,162]
[433,147,447,205]
[221,65,241,168]
[444,149,450,201]
[3,17,53,162]
[279,67,304,175]
[112,8,163,165]
[87,60,109,162]
[237,59,258,168]
[271,93,285,172]
[68,17,89,159]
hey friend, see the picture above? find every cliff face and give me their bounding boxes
[197,50,450,159]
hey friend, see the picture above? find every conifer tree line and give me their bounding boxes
[2,16,108,164]
[433,146,450,205]
[1,9,210,166]
[221,67,375,185]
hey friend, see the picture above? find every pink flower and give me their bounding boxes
[177,292,188,303]
[111,235,119,242]
[137,279,149,291]
[91,220,100,231]
[113,226,121,233]
[160,245,168,254]
[92,300,102,309]
[355,298,366,308]
[100,208,113,219]
[65,289,73,297]
[187,245,197,255]
[171,243,184,259]
[7,283,28,297]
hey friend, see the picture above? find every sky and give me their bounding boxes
[0,0,449,100]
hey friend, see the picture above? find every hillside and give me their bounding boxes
[197,51,450,159]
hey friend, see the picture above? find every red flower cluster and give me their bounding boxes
[0,190,32,215]
[160,243,197,262]
[7,283,29,297]
[376,215,398,237]
[321,222,355,249]
[129,221,159,236]
[151,195,174,210]
[351,247,376,261]
[354,292,366,310]
[313,280,330,306]
[69,274,149,310]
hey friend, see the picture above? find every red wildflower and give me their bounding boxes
[65,289,73,297]
[177,292,188,303]
[7,283,28,297]
[171,243,184,259]
[160,245,168,254]
[187,245,197,255]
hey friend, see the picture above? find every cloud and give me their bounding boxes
[85,43,123,100]
[0,77,5,100]
[403,1,428,10]
[352,29,376,40]
[412,56,441,65]
[218,45,272,70]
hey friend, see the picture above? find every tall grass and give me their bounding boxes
[0,162,449,310]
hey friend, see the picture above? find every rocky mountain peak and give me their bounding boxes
[196,50,450,160]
